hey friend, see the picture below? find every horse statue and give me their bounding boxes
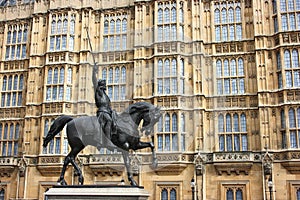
[43,101,161,186]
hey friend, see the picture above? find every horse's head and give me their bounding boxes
[141,106,162,135]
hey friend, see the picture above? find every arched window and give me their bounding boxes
[165,114,170,132]
[70,20,75,35]
[215,9,220,24]
[180,59,184,76]
[9,124,14,139]
[226,114,232,132]
[164,59,170,76]
[221,8,227,23]
[59,68,65,83]
[233,114,239,132]
[230,59,237,76]
[7,31,11,43]
[179,8,183,23]
[8,76,12,90]
[122,19,127,32]
[171,59,177,76]
[57,20,62,33]
[241,113,247,132]
[108,68,113,84]
[238,58,244,75]
[116,19,121,33]
[3,124,8,139]
[104,20,109,34]
[47,68,52,84]
[53,68,59,84]
[19,75,23,90]
[164,8,170,23]
[228,8,234,22]
[216,60,222,77]
[284,50,291,68]
[13,75,18,90]
[161,189,168,200]
[170,188,176,200]
[171,7,176,22]
[110,20,115,34]
[121,67,126,83]
[2,76,7,91]
[17,30,22,43]
[172,113,177,132]
[15,123,19,139]
[158,9,163,24]
[235,7,241,22]
[115,67,120,83]
[289,108,296,128]
[226,189,234,200]
[236,189,243,200]
[158,59,163,77]
[63,19,68,33]
[23,29,27,42]
[292,49,299,68]
[218,114,224,132]
[102,68,107,80]
[224,59,229,76]
[12,30,16,43]
[51,20,56,34]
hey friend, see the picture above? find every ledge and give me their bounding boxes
[281,161,300,174]
[37,155,64,176]
[0,157,19,177]
[214,162,253,175]
[154,163,188,175]
[88,164,125,176]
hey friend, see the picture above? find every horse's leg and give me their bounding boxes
[122,151,137,186]
[68,144,85,185]
[58,154,71,185]
[133,138,158,169]
[151,135,158,169]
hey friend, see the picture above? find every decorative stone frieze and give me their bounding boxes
[87,154,124,176]
[0,157,18,177]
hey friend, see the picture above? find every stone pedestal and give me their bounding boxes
[45,185,150,200]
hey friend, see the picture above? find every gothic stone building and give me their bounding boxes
[0,0,300,199]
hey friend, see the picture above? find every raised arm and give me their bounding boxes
[92,62,98,93]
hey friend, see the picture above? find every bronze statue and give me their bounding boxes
[43,67,161,186]
[43,28,161,186]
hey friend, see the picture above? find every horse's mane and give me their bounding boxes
[126,102,154,115]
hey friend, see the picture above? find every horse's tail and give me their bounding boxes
[43,115,73,148]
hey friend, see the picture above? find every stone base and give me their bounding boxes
[45,185,150,200]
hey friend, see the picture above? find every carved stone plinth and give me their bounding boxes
[45,185,150,200]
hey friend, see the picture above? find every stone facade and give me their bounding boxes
[0,0,300,199]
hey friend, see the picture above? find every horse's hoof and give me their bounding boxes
[130,179,138,186]
[57,179,67,185]
[79,177,84,185]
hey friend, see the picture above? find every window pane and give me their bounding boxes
[226,189,234,200]
[219,135,225,151]
[227,135,233,151]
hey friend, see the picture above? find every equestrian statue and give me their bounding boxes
[43,59,161,186]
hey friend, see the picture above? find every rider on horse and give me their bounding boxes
[92,64,116,147]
